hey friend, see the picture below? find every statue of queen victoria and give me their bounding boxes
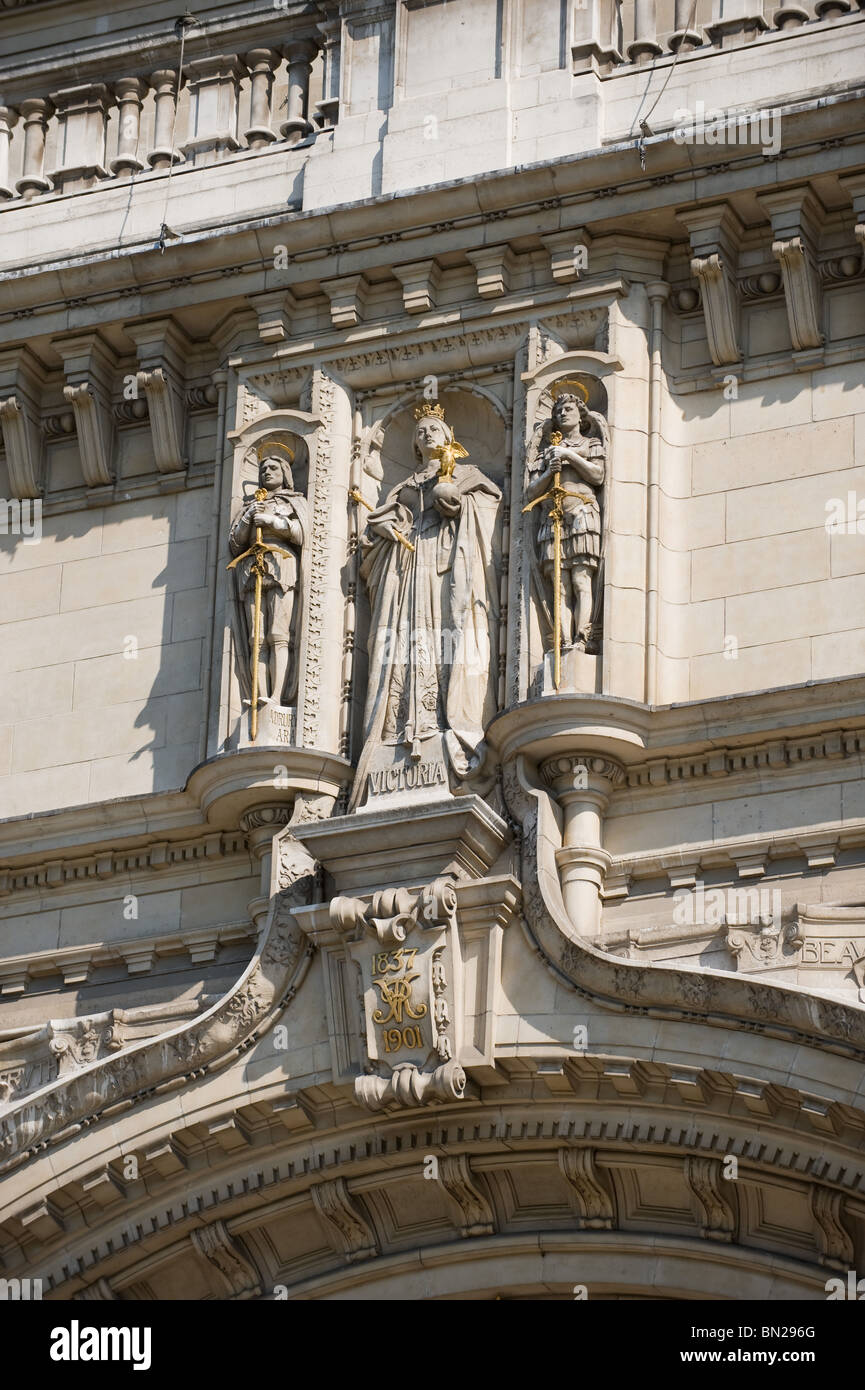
[351,402,502,808]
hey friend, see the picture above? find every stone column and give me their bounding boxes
[280,40,316,145]
[628,0,663,62]
[181,54,244,165]
[110,78,147,177]
[148,70,183,169]
[315,11,341,128]
[15,98,53,200]
[242,49,279,149]
[0,107,18,200]
[239,806,294,920]
[540,756,625,938]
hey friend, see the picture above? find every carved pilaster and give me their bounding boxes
[685,1156,736,1241]
[679,204,744,366]
[190,1219,261,1296]
[558,1148,615,1229]
[310,1177,378,1262]
[0,346,45,498]
[439,1154,495,1237]
[811,1186,854,1270]
[301,371,337,747]
[759,186,826,352]
[56,334,116,490]
[48,83,112,193]
[181,54,244,165]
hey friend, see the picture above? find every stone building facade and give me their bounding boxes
[0,0,864,1300]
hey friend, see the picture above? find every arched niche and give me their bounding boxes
[218,408,322,754]
[515,352,624,701]
[368,385,510,499]
[348,385,511,770]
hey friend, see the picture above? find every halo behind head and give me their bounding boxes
[550,379,590,405]
[257,440,295,464]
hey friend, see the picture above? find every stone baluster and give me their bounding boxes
[814,0,851,15]
[669,0,703,50]
[110,78,147,177]
[772,4,810,24]
[243,49,280,149]
[15,98,53,200]
[148,69,183,170]
[280,40,317,145]
[0,107,18,200]
[628,0,663,61]
[181,54,244,165]
[315,10,341,128]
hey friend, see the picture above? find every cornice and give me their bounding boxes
[1,93,863,331]
[0,919,255,996]
[5,1070,864,1293]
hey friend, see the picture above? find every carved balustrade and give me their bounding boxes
[0,35,324,203]
[0,0,854,208]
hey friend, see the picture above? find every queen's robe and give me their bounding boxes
[352,461,501,807]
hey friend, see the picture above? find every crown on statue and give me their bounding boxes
[413,401,446,421]
[550,379,590,405]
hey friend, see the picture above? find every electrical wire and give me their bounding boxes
[635,0,700,169]
[157,12,199,252]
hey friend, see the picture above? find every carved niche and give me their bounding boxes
[523,375,609,693]
[227,430,310,745]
